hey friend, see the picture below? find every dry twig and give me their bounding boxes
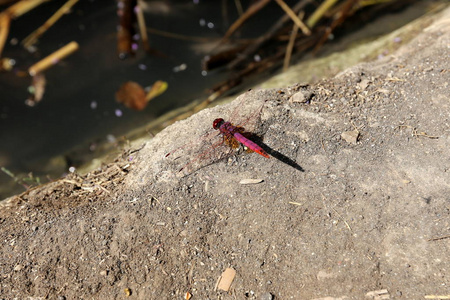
[221,0,271,42]
[136,0,150,52]
[427,235,450,242]
[283,11,304,71]
[306,0,339,28]
[0,13,10,57]
[22,0,79,48]
[28,41,79,75]
[274,0,310,35]
[4,0,48,18]
[398,125,439,139]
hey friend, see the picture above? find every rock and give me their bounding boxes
[291,91,306,103]
[260,292,274,300]
[341,130,359,144]
[13,264,23,271]
[290,90,313,103]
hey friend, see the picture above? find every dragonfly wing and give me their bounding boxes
[179,137,235,175]
[227,97,268,135]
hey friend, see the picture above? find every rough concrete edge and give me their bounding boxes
[260,3,449,89]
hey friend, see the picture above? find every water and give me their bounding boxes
[0,0,295,198]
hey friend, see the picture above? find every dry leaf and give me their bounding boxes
[145,80,168,101]
[116,81,147,110]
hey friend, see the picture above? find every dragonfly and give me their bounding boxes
[165,99,271,175]
[212,118,269,158]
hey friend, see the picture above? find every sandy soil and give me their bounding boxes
[1,6,449,300]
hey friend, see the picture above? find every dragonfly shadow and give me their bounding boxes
[250,136,304,172]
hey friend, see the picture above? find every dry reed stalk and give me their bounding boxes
[283,11,304,71]
[306,0,339,28]
[136,0,150,52]
[5,0,48,18]
[0,13,10,57]
[274,0,310,35]
[222,0,271,41]
[28,41,79,75]
[22,0,80,48]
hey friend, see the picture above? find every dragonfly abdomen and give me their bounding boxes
[233,132,270,158]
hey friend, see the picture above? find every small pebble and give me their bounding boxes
[291,91,306,103]
[14,264,23,271]
[259,292,274,300]
[341,130,359,144]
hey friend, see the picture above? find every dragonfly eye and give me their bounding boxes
[212,118,224,129]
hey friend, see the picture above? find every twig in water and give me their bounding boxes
[4,0,48,18]
[136,0,150,52]
[283,11,304,71]
[306,0,339,28]
[22,0,79,49]
[0,13,10,57]
[221,0,271,42]
[28,41,79,75]
[274,0,310,35]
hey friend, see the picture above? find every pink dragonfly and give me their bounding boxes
[212,117,269,158]
[165,99,270,175]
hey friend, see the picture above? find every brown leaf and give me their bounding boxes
[115,81,147,111]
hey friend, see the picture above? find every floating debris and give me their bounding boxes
[116,80,167,111]
[145,80,168,102]
[26,72,46,106]
[173,63,187,72]
[115,109,123,117]
[116,81,146,110]
[21,0,80,49]
[28,41,79,76]
[117,0,137,59]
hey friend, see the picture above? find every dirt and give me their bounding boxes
[1,7,449,300]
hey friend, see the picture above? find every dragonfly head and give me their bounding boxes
[212,118,224,130]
